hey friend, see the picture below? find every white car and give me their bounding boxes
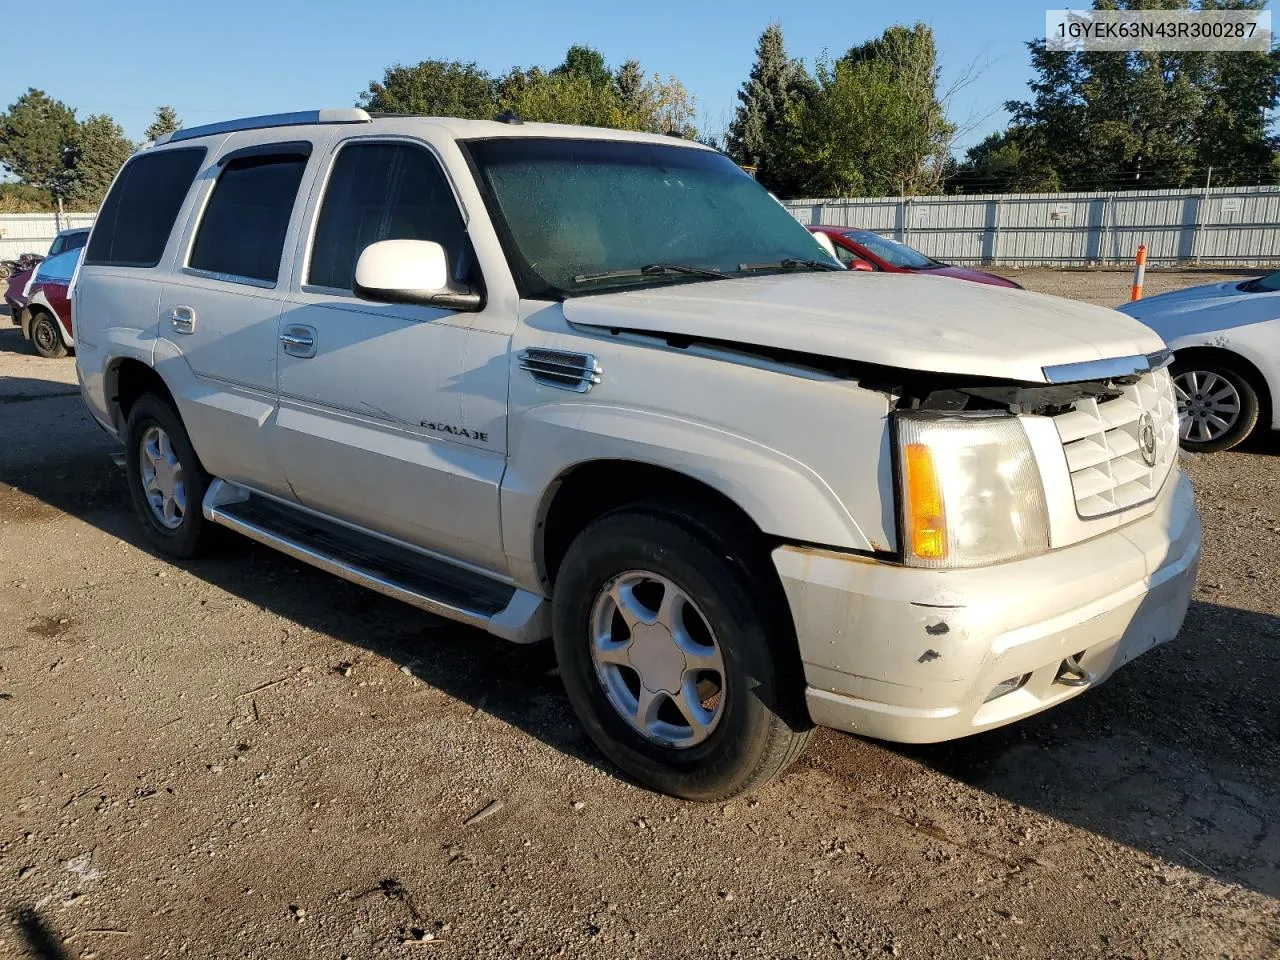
[1118,274,1280,451]
[73,109,1200,800]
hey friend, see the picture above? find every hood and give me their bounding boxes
[562,272,1163,384]
[1115,278,1277,343]
[920,264,1020,288]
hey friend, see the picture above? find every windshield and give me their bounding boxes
[844,230,937,269]
[48,230,88,257]
[464,137,840,297]
[1243,271,1280,292]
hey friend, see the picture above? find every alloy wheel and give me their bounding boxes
[1173,370,1241,444]
[589,571,727,748]
[139,425,187,530]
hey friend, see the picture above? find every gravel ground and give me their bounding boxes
[0,272,1277,959]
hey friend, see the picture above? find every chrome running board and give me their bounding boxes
[202,479,549,643]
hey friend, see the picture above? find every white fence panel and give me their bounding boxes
[0,213,97,261]
[784,186,1280,267]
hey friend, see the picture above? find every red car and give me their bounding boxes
[19,247,80,358]
[4,227,90,326]
[808,225,1021,289]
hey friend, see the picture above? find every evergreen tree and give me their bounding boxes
[71,113,133,207]
[726,23,814,195]
[144,105,181,142]
[0,89,78,203]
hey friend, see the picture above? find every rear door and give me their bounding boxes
[155,134,326,498]
[273,136,510,573]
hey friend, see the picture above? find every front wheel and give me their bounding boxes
[29,312,68,359]
[552,508,813,801]
[1171,359,1262,452]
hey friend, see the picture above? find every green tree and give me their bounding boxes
[359,60,497,118]
[497,53,697,135]
[553,45,613,89]
[997,0,1280,191]
[950,128,1061,193]
[499,71,627,127]
[71,114,134,207]
[144,105,181,143]
[615,58,646,114]
[0,89,78,202]
[727,23,814,194]
[780,24,954,197]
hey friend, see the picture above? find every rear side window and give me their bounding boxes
[189,154,308,283]
[84,147,205,268]
[307,142,466,290]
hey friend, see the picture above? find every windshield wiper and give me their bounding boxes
[736,257,844,273]
[573,263,728,284]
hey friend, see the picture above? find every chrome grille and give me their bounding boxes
[1051,367,1178,518]
[518,348,602,393]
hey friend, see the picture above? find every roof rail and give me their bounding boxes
[156,109,372,146]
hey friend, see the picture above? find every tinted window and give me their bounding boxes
[189,154,307,283]
[63,231,88,253]
[84,148,205,268]
[308,142,466,290]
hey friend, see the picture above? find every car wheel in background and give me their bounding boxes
[29,311,68,359]
[124,393,214,558]
[552,507,813,801]
[1171,358,1261,453]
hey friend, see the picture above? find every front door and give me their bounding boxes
[274,138,509,574]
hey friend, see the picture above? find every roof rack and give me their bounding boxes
[156,109,372,146]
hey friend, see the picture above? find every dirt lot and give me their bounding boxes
[1,271,1277,959]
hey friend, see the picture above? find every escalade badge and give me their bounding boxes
[1138,412,1158,467]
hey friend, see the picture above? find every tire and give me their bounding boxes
[123,393,214,558]
[29,311,68,359]
[552,507,813,801]
[1171,358,1262,453]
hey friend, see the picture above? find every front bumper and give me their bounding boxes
[775,470,1200,743]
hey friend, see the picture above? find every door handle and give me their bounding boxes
[169,306,196,335]
[280,325,317,358]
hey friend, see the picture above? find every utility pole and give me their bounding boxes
[1205,166,1213,191]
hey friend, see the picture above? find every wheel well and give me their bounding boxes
[108,359,175,431]
[538,460,768,590]
[1172,346,1272,412]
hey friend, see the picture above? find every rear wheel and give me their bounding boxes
[1171,359,1261,452]
[29,311,68,359]
[124,393,214,558]
[552,508,813,800]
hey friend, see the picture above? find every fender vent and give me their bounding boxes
[518,348,602,393]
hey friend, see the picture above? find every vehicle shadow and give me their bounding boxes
[3,394,1278,900]
[10,907,75,960]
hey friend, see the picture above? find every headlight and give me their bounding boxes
[895,412,1049,568]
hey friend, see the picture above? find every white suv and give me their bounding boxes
[73,109,1201,800]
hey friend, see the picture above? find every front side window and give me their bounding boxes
[843,230,935,270]
[189,154,308,283]
[84,147,206,268]
[308,142,467,291]
[463,137,839,298]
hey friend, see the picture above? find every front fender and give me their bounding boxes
[500,402,874,587]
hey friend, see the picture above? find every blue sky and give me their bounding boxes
[8,0,1064,155]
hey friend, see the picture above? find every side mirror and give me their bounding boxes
[849,258,875,272]
[353,239,481,311]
